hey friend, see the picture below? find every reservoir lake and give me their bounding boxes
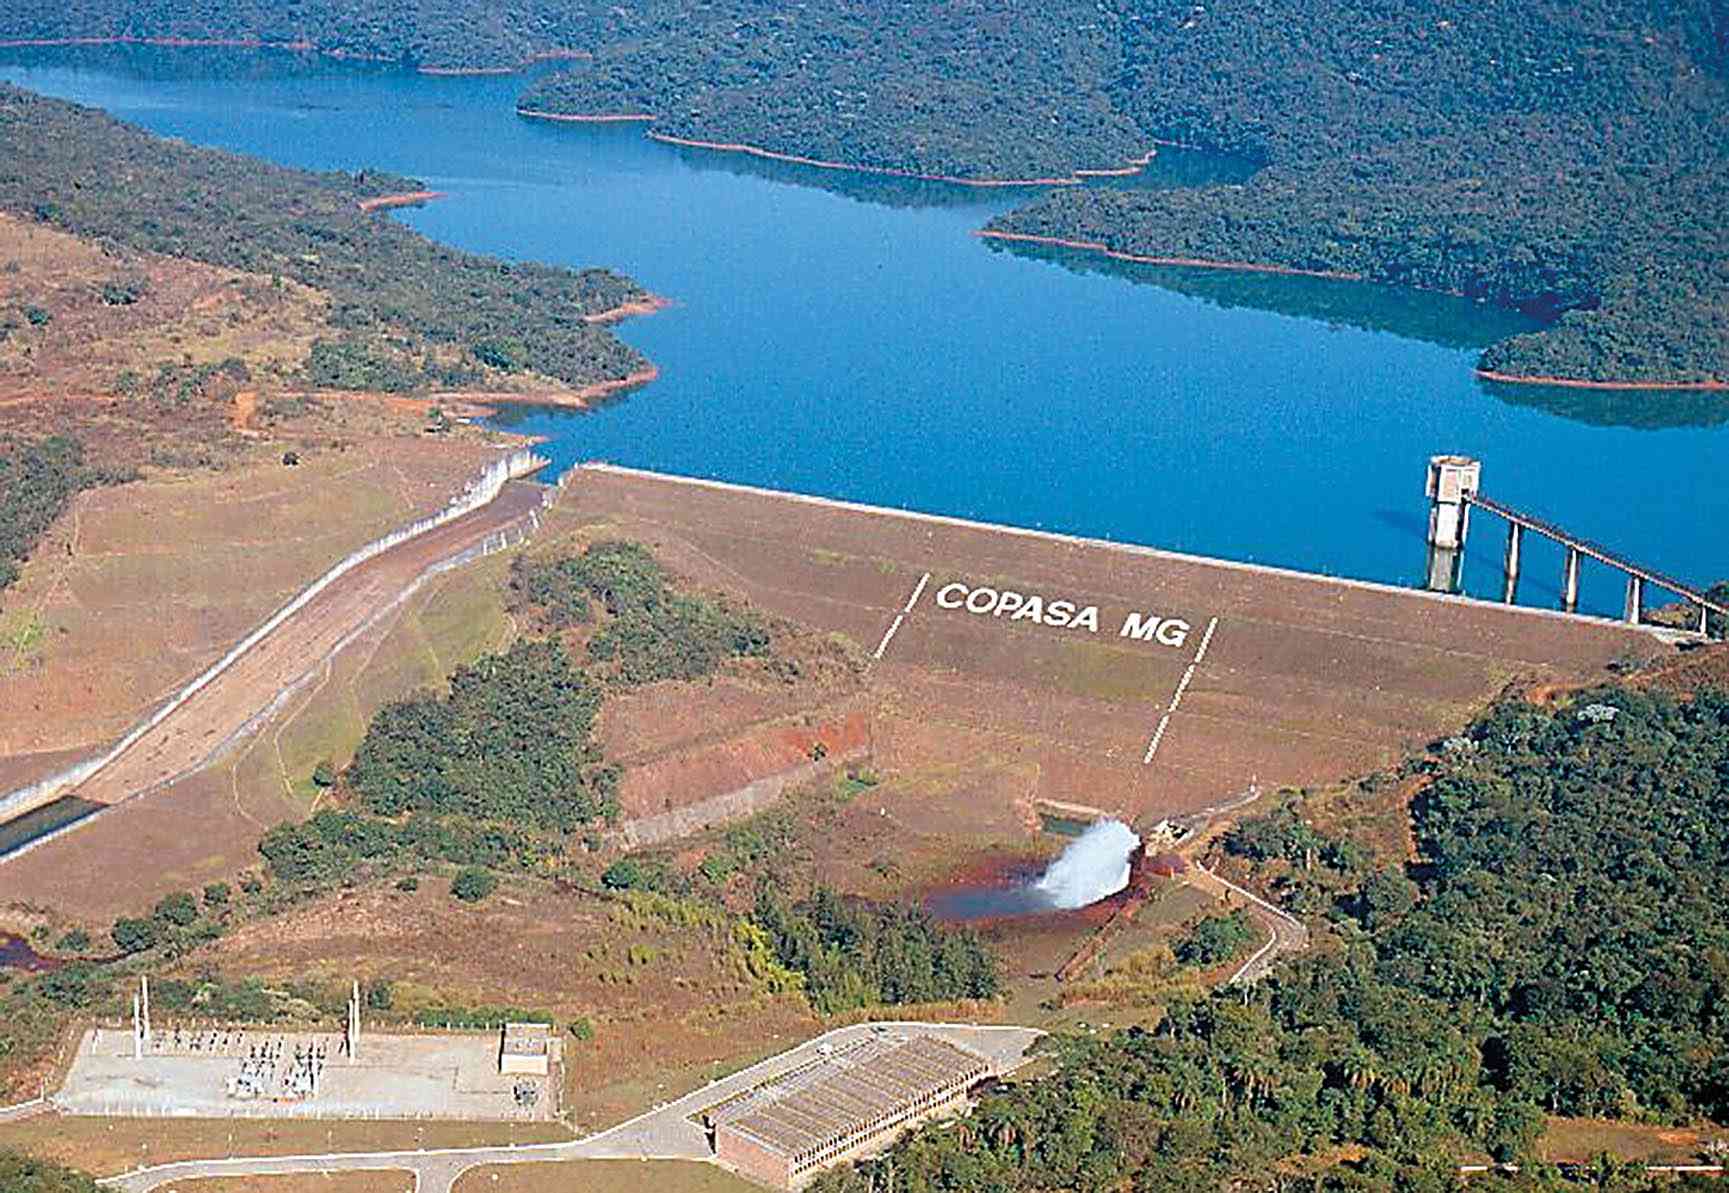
[4,46,1726,618]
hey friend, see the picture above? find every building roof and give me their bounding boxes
[715,1035,989,1160]
[502,1022,551,1056]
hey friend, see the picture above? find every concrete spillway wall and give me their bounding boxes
[0,448,548,829]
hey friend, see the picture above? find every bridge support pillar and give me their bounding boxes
[1424,456,1481,593]
[1700,603,1712,636]
[1501,523,1523,604]
[1624,575,1643,625]
[1562,547,1581,613]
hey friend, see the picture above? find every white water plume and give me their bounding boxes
[1030,818,1141,909]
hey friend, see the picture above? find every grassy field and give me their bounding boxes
[257,549,517,812]
[453,1159,756,1193]
[0,1115,573,1178]
[1537,1117,1714,1165]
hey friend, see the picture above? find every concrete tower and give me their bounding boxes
[1425,455,1481,593]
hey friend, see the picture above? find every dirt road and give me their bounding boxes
[0,482,546,889]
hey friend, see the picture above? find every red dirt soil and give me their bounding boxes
[582,294,671,324]
[613,708,870,818]
[356,190,447,213]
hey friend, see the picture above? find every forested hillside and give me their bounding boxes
[0,84,647,393]
[7,0,1721,385]
[816,686,1729,1191]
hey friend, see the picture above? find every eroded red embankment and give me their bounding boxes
[356,190,447,213]
[582,294,671,324]
[975,229,1365,280]
[616,711,870,818]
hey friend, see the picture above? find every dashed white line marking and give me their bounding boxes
[1143,616,1220,764]
[1142,714,1172,765]
[873,613,906,660]
[1193,615,1219,665]
[873,572,931,662]
[903,571,931,613]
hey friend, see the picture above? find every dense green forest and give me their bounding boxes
[752,885,999,1014]
[347,638,613,831]
[0,83,647,392]
[520,0,1724,383]
[813,686,1729,1191]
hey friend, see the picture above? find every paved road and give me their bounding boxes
[102,1023,1044,1193]
[1190,862,1310,984]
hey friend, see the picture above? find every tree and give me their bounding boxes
[311,760,336,788]
[152,891,199,927]
[451,867,497,902]
[202,882,230,907]
[110,917,159,955]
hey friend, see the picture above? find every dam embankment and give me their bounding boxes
[0,448,549,846]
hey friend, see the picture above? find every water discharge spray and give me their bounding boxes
[1031,818,1141,909]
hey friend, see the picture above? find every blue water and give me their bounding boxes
[4,46,1725,617]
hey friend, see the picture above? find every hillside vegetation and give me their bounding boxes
[7,2,1723,384]
[0,436,91,594]
[0,84,647,393]
[816,686,1729,1191]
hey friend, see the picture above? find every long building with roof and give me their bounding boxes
[708,1033,994,1188]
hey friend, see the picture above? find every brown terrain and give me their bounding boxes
[161,878,823,1133]
[0,208,563,913]
[558,465,1667,836]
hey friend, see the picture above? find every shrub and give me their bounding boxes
[451,867,498,903]
[152,891,199,927]
[1173,911,1256,967]
[110,917,159,955]
[202,882,230,907]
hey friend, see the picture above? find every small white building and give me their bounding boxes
[499,1022,552,1076]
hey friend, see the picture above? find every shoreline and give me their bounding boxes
[975,229,1365,281]
[434,364,661,412]
[517,108,656,124]
[356,189,447,213]
[0,35,587,75]
[582,293,671,324]
[645,130,1158,187]
[516,109,1160,187]
[1475,368,1729,393]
